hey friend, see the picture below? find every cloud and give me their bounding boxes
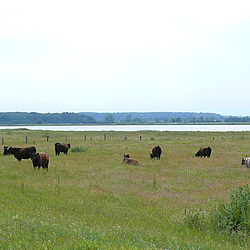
[3,0,249,56]
[1,0,250,115]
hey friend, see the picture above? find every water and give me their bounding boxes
[1,124,250,131]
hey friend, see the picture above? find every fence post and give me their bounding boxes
[85,135,87,141]
[124,135,127,140]
[104,134,106,140]
[140,136,142,140]
[66,136,67,141]
[2,138,4,145]
[47,136,49,142]
[25,136,28,143]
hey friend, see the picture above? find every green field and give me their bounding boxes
[1,129,250,249]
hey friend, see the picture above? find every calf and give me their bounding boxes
[7,146,36,161]
[31,152,49,170]
[241,157,250,168]
[150,145,162,159]
[123,155,139,165]
[195,147,212,158]
[55,143,71,155]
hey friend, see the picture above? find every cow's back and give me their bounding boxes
[13,146,36,160]
[40,153,49,166]
[123,157,139,165]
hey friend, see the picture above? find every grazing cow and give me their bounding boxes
[7,146,36,161]
[150,145,162,159]
[123,155,139,165]
[195,146,212,158]
[31,152,49,170]
[55,143,71,155]
[241,157,250,168]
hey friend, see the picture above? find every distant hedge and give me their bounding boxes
[0,112,97,125]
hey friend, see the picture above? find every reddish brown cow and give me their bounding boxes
[55,143,71,155]
[7,146,36,161]
[31,152,49,170]
[123,156,139,165]
[195,147,212,158]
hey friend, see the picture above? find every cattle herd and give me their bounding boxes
[3,142,250,169]
[3,143,71,170]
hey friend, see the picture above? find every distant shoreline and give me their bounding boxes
[1,122,250,127]
[2,124,250,132]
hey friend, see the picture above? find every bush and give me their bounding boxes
[212,184,250,232]
[71,146,89,153]
[185,185,250,233]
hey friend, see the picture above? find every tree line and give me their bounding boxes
[81,111,224,123]
[0,112,96,125]
[0,112,249,125]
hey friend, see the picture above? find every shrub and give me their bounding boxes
[71,146,89,153]
[185,185,250,233]
[213,184,250,232]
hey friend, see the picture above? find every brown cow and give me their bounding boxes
[55,143,71,155]
[31,152,49,170]
[195,147,212,158]
[123,155,139,165]
[7,146,36,161]
[150,145,162,159]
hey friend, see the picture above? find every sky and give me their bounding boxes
[1,0,250,116]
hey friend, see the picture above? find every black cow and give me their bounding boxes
[195,146,212,158]
[7,146,36,161]
[150,145,162,159]
[31,152,49,170]
[55,143,71,155]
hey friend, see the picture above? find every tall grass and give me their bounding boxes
[1,129,250,249]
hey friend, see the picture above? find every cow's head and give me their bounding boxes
[3,146,9,155]
[7,147,15,154]
[242,158,246,165]
[31,152,39,161]
[124,154,130,158]
[195,151,201,157]
[149,153,154,158]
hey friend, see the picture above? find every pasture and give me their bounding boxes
[1,129,250,249]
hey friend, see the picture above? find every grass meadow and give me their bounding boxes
[1,129,250,249]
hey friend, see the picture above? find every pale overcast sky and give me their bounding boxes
[1,0,250,115]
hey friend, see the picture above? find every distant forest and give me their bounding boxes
[0,112,249,125]
[0,112,96,125]
[81,112,224,123]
